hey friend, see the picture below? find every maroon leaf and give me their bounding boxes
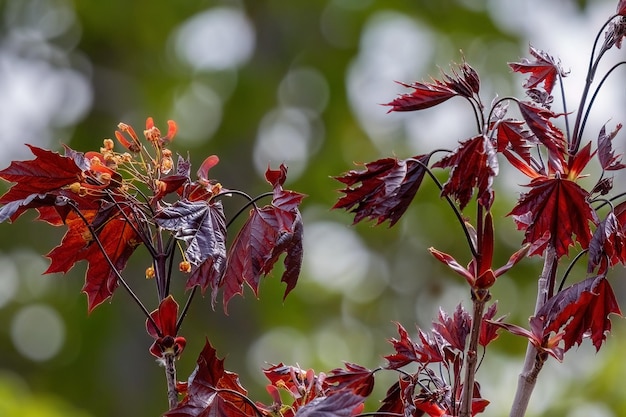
[385,322,444,369]
[495,119,537,163]
[385,81,457,112]
[165,338,253,417]
[334,155,431,226]
[432,304,470,352]
[146,295,186,359]
[509,45,567,95]
[597,123,625,171]
[539,276,622,351]
[479,302,504,347]
[516,102,566,172]
[221,165,304,311]
[154,200,227,302]
[508,177,596,258]
[0,144,83,205]
[433,135,498,210]
[488,316,564,361]
[44,207,141,312]
[325,363,375,397]
[294,392,364,417]
[588,210,626,274]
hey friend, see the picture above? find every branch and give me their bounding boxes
[509,246,557,417]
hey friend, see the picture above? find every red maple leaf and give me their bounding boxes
[325,363,376,397]
[516,102,567,172]
[0,145,85,222]
[146,295,186,359]
[165,338,254,417]
[385,322,444,370]
[597,123,625,171]
[488,316,564,362]
[539,276,622,351]
[508,177,597,258]
[495,119,537,163]
[509,45,567,95]
[588,209,626,274]
[154,199,227,305]
[221,165,304,311]
[333,155,431,226]
[433,135,498,210]
[432,304,471,352]
[479,302,504,347]
[294,392,364,417]
[44,205,142,312]
[385,80,458,112]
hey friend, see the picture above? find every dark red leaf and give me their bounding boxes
[479,302,504,347]
[495,119,537,163]
[325,363,375,397]
[508,177,596,258]
[429,247,474,284]
[488,316,564,361]
[433,135,498,210]
[334,155,431,226]
[509,45,567,95]
[618,0,626,16]
[197,155,219,183]
[0,144,83,205]
[294,392,364,417]
[44,206,141,312]
[385,322,420,369]
[516,102,566,173]
[221,167,304,311]
[147,295,179,339]
[597,123,625,171]
[588,210,626,274]
[432,304,470,352]
[154,200,227,303]
[165,338,252,417]
[539,276,622,351]
[385,81,457,112]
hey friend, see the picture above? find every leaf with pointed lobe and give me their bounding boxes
[479,302,504,347]
[334,155,431,226]
[433,135,498,210]
[154,200,227,300]
[44,205,142,312]
[165,338,253,417]
[539,276,622,352]
[294,392,364,417]
[146,295,179,339]
[488,317,564,362]
[597,123,625,171]
[619,0,626,15]
[517,102,566,172]
[385,80,458,112]
[221,166,304,312]
[432,304,471,352]
[508,177,596,258]
[588,210,626,274]
[325,363,375,397]
[0,144,83,204]
[509,45,567,95]
[495,119,537,163]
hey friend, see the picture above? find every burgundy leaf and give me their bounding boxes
[517,102,566,172]
[508,177,597,258]
[588,210,626,274]
[495,119,537,163]
[597,123,625,171]
[434,135,498,210]
[509,45,567,95]
[539,276,622,351]
[294,392,364,417]
[432,304,471,352]
[221,166,304,311]
[154,200,227,301]
[165,338,252,417]
[334,155,431,226]
[385,322,420,369]
[385,81,457,112]
[479,302,504,347]
[325,363,375,397]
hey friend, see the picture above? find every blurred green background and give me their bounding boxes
[1,0,625,416]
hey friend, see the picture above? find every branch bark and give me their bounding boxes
[509,246,557,417]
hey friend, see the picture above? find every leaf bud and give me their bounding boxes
[145,266,155,279]
[103,138,115,151]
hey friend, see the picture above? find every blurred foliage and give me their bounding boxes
[0,0,624,416]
